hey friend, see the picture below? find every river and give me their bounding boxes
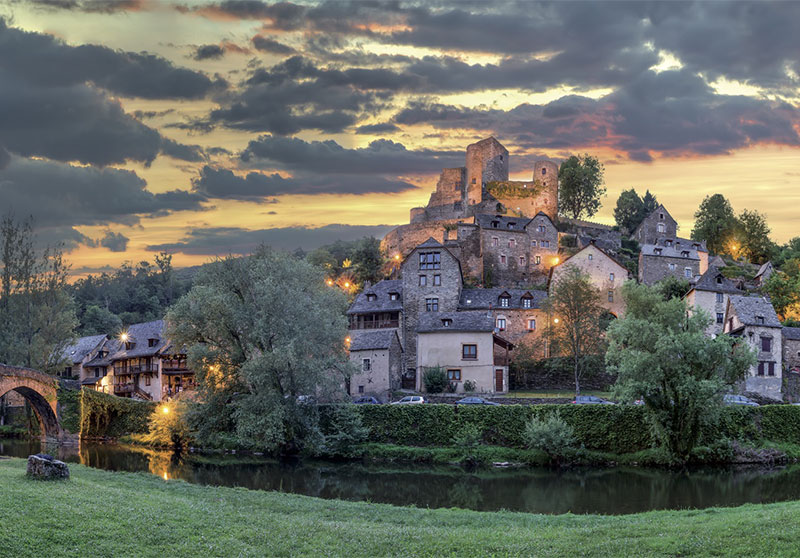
[2,437,799,515]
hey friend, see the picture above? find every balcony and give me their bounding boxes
[114,384,135,394]
[349,319,399,330]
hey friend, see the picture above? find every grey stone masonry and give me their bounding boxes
[27,454,69,480]
[635,204,677,245]
[400,238,463,375]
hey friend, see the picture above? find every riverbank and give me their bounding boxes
[2,457,800,557]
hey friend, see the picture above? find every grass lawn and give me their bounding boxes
[506,389,612,399]
[3,458,800,557]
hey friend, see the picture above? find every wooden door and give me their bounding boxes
[495,369,504,392]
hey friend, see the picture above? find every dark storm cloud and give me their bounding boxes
[194,44,225,60]
[393,70,800,159]
[355,123,400,134]
[252,36,295,55]
[23,0,145,12]
[146,224,394,255]
[192,166,417,200]
[0,155,207,233]
[99,231,130,252]
[0,20,223,100]
[240,135,461,174]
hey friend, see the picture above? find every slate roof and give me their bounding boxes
[347,279,403,315]
[783,327,800,341]
[475,214,529,232]
[61,334,107,365]
[349,329,400,352]
[640,243,700,260]
[417,237,444,249]
[84,338,120,367]
[728,295,782,328]
[108,320,168,361]
[459,288,548,310]
[709,255,727,268]
[755,261,773,279]
[417,311,495,333]
[81,376,102,385]
[691,266,742,294]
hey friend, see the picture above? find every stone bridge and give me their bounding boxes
[0,364,63,440]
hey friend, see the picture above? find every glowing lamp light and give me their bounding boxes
[344,282,350,288]
[162,406,170,415]
[163,472,169,481]
[326,279,334,286]
[120,332,129,342]
[345,336,351,344]
[553,257,560,264]
[394,254,401,261]
[553,318,560,324]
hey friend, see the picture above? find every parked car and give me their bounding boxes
[572,395,614,405]
[723,394,759,407]
[353,396,380,405]
[454,397,499,406]
[391,395,425,405]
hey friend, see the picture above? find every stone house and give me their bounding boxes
[416,311,513,394]
[754,261,774,287]
[783,327,800,372]
[723,295,783,400]
[347,329,403,399]
[549,243,630,317]
[59,334,107,380]
[639,237,707,285]
[634,203,678,245]
[684,266,743,336]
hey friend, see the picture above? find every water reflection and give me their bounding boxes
[2,437,800,515]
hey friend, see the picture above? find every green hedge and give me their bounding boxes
[57,388,82,434]
[350,404,800,454]
[80,389,156,439]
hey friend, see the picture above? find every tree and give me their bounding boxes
[642,190,659,215]
[0,215,77,373]
[735,209,774,264]
[81,305,123,336]
[763,271,800,321]
[166,247,353,455]
[558,154,606,220]
[606,283,755,462]
[613,189,645,234]
[691,194,738,255]
[656,276,691,301]
[351,237,385,285]
[543,266,607,396]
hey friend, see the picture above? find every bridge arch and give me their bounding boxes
[0,364,62,440]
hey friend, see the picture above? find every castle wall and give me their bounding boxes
[382,220,465,260]
[465,138,508,206]
[533,160,559,219]
[427,167,466,209]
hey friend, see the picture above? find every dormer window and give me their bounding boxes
[654,248,662,255]
[666,240,672,247]
[491,221,499,228]
[716,277,722,284]
[148,338,158,348]
[507,222,515,230]
[389,292,399,301]
[682,251,689,258]
[499,295,510,308]
[366,294,377,302]
[756,316,765,325]
[442,318,453,327]
[125,342,134,351]
[522,295,532,309]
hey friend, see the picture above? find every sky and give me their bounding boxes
[1,0,798,276]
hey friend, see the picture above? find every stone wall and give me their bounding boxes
[481,228,531,286]
[381,220,465,260]
[550,245,628,317]
[636,206,677,245]
[348,336,402,400]
[784,338,800,371]
[639,254,700,285]
[685,289,729,336]
[735,324,784,400]
[465,138,508,206]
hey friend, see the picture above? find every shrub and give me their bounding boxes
[446,381,458,393]
[463,380,477,393]
[522,414,576,456]
[143,401,193,449]
[80,389,156,438]
[452,423,482,449]
[320,404,369,458]
[423,367,449,393]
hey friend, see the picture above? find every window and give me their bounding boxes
[684,267,692,278]
[666,240,673,247]
[419,251,441,270]
[541,240,550,248]
[537,225,546,233]
[608,290,614,303]
[442,318,452,327]
[389,293,399,301]
[492,237,499,247]
[491,221,499,228]
[768,362,775,376]
[531,240,537,247]
[358,385,365,394]
[462,344,477,360]
[508,239,516,248]
[433,274,441,286]
[535,255,541,265]
[507,223,515,230]
[716,313,724,324]
[682,251,690,258]
[519,256,525,266]
[425,298,439,312]
[542,168,547,175]
[472,178,476,184]
[362,358,371,372]
[657,223,665,233]
[654,248,663,255]
[145,375,151,386]
[454,182,460,191]
[758,362,765,376]
[419,275,427,286]
[669,263,676,271]
[588,254,593,260]
[756,316,765,325]
[527,319,536,331]
[447,369,462,381]
[366,294,377,302]
[522,297,532,308]
[499,296,510,307]
[500,255,507,265]
[94,368,100,378]
[716,293,724,303]
[496,317,506,331]
[761,336,772,352]
[148,338,158,347]
[659,213,664,220]
[609,273,615,281]
[716,276,723,284]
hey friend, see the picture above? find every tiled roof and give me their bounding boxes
[349,329,400,352]
[109,320,168,361]
[61,334,107,365]
[459,288,548,310]
[691,266,742,294]
[417,237,444,248]
[84,338,120,367]
[755,261,773,279]
[417,311,495,333]
[641,243,700,260]
[783,327,800,341]
[728,295,781,328]
[474,214,529,232]
[347,279,403,315]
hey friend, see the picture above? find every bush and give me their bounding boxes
[80,389,156,438]
[320,404,369,458]
[463,380,477,393]
[452,423,482,449]
[143,401,193,449]
[523,414,576,456]
[423,367,449,393]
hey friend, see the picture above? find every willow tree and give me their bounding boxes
[166,247,353,454]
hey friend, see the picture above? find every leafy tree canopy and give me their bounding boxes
[735,209,774,264]
[691,194,738,255]
[558,155,606,220]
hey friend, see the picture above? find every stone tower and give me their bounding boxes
[533,160,559,220]
[465,137,509,207]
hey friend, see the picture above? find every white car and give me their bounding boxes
[391,395,426,405]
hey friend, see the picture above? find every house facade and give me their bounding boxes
[783,327,800,372]
[347,329,403,399]
[60,334,107,380]
[685,266,743,336]
[723,295,783,400]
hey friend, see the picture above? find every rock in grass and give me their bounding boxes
[26,454,69,480]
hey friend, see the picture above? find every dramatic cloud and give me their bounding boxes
[193,44,225,60]
[192,166,416,200]
[23,0,145,13]
[147,224,394,255]
[98,231,130,252]
[240,136,460,174]
[252,36,295,54]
